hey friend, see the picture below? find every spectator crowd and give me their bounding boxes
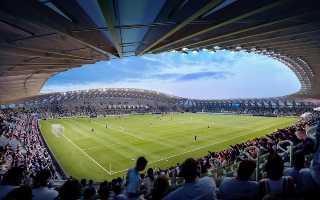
[0,108,320,199]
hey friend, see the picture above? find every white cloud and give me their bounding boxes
[41,51,301,99]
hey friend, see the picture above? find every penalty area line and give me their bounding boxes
[61,134,111,175]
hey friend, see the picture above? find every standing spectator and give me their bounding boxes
[126,156,148,199]
[163,158,217,200]
[219,160,259,200]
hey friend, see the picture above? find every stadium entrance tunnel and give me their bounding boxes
[41,49,303,99]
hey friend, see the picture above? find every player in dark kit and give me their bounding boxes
[194,135,197,141]
[91,128,95,133]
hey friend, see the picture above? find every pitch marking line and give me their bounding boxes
[106,125,146,141]
[110,131,256,175]
[61,134,112,175]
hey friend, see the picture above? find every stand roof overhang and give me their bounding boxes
[0,0,320,104]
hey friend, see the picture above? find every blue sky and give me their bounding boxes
[42,50,301,99]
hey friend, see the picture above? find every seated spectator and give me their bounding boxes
[0,167,24,199]
[32,169,58,200]
[284,151,305,187]
[80,178,87,194]
[126,156,148,198]
[151,175,169,200]
[97,181,109,200]
[113,180,127,200]
[298,120,320,198]
[84,179,96,197]
[219,159,259,200]
[163,158,217,200]
[83,187,96,200]
[259,153,295,198]
[57,179,82,200]
[3,185,32,200]
[144,168,155,197]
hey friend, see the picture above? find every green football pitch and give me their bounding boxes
[39,113,297,181]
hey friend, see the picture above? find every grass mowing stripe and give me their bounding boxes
[61,134,111,175]
[40,113,297,181]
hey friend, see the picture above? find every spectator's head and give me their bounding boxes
[265,153,284,180]
[237,160,256,181]
[147,168,154,179]
[98,181,109,200]
[295,128,306,140]
[58,179,81,200]
[136,156,148,171]
[152,176,169,200]
[1,167,24,186]
[179,158,198,183]
[33,169,52,187]
[88,179,93,186]
[293,151,305,170]
[80,178,87,187]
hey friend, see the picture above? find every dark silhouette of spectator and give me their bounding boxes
[284,151,305,187]
[32,169,58,200]
[144,167,155,197]
[57,179,82,200]
[111,177,127,200]
[0,167,24,199]
[259,153,295,198]
[84,179,96,197]
[163,158,217,200]
[151,175,169,200]
[97,181,109,200]
[219,159,259,200]
[3,185,32,200]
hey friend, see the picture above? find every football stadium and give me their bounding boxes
[1,1,320,200]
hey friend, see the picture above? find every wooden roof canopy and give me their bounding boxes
[0,0,319,104]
